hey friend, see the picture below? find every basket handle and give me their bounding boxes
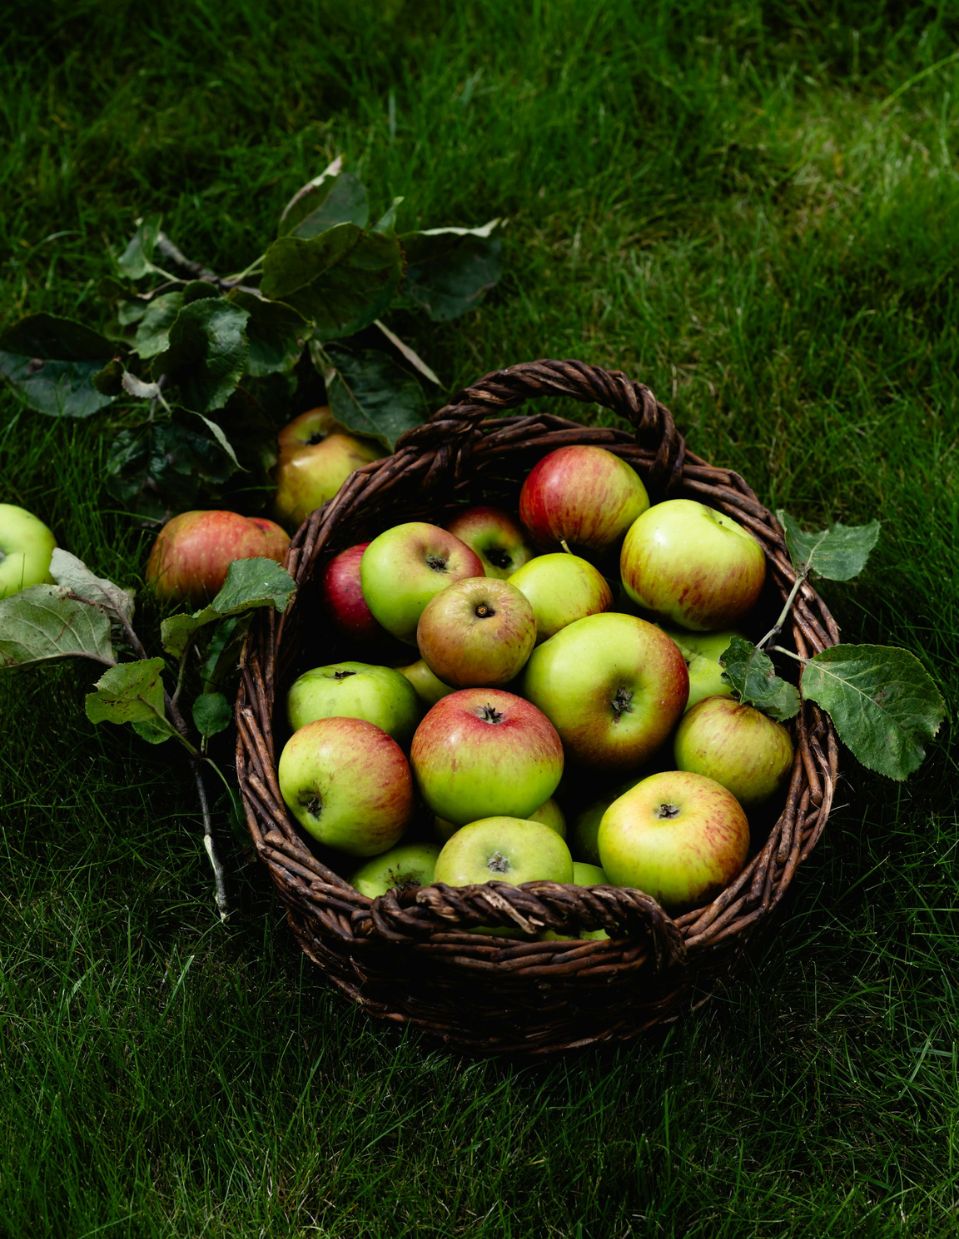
[394,357,687,493]
[353,879,687,971]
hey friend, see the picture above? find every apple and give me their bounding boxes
[350,842,441,898]
[673,696,794,807]
[274,406,384,530]
[518,445,649,554]
[662,627,743,712]
[0,503,56,599]
[573,861,607,885]
[521,612,689,770]
[508,552,613,642]
[286,661,421,745]
[570,800,605,865]
[145,509,290,606]
[360,522,485,643]
[434,796,565,844]
[416,576,536,687]
[446,505,533,579]
[277,716,413,856]
[433,816,574,887]
[320,542,394,649]
[396,658,455,706]
[410,688,564,825]
[598,769,750,908]
[620,499,766,631]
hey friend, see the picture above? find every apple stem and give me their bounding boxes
[756,570,808,650]
[769,644,806,664]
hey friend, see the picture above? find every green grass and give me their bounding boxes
[2,1,958,1234]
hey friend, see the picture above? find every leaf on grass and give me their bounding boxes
[134,292,184,359]
[776,510,881,582]
[323,346,429,450]
[373,319,441,385]
[85,657,177,744]
[279,171,370,238]
[801,644,946,780]
[161,558,296,658]
[401,221,503,321]
[49,550,135,627]
[192,690,232,739]
[156,299,250,413]
[0,585,116,668]
[720,637,801,721]
[373,197,404,235]
[261,224,402,339]
[117,215,163,279]
[227,289,307,376]
[0,313,117,418]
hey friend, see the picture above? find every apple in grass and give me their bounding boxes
[620,499,766,631]
[278,717,413,856]
[507,552,613,642]
[360,522,484,644]
[518,445,649,555]
[433,817,574,888]
[521,612,689,771]
[446,505,533,579]
[674,696,794,808]
[274,407,384,530]
[349,842,441,898]
[598,769,751,909]
[410,688,564,825]
[416,577,536,687]
[145,510,290,606]
[0,503,56,599]
[286,661,421,745]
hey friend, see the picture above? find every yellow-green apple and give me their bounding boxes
[508,551,613,642]
[518,445,649,554]
[360,522,484,643]
[620,499,766,631]
[396,657,455,706]
[598,769,750,908]
[286,661,421,745]
[0,503,56,599]
[662,626,743,712]
[274,406,384,530]
[320,542,394,650]
[410,688,564,825]
[350,842,441,898]
[446,505,533,579]
[434,796,565,844]
[145,509,290,606]
[277,716,413,855]
[521,612,689,770]
[416,576,536,687]
[433,816,573,887]
[674,696,794,807]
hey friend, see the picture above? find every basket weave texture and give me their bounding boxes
[235,359,840,1055]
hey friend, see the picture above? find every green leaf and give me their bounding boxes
[161,558,295,658]
[324,346,428,450]
[260,224,402,339]
[776,511,881,582]
[0,585,116,668]
[0,313,117,418]
[156,299,250,413]
[117,215,163,279]
[801,644,946,780]
[134,292,184,359]
[85,657,177,744]
[199,615,250,693]
[720,637,802,721]
[49,550,135,628]
[227,289,307,376]
[192,691,232,739]
[279,171,370,238]
[401,221,503,321]
[373,196,404,235]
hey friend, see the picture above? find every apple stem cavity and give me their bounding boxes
[610,686,634,720]
[655,802,681,820]
[487,851,510,874]
[474,602,495,618]
[475,704,505,724]
[426,553,449,572]
[486,548,513,570]
[333,669,357,681]
[304,794,323,819]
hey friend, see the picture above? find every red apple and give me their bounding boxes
[274,406,384,530]
[416,576,536,687]
[320,542,392,648]
[446,506,534,579]
[410,688,564,825]
[518,445,649,554]
[145,509,290,606]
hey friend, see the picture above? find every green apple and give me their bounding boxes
[360,522,485,643]
[573,860,607,885]
[350,842,441,898]
[277,717,413,856]
[0,503,56,599]
[286,661,421,745]
[673,695,794,807]
[507,552,613,642]
[521,612,689,770]
[416,576,536,687]
[410,687,564,825]
[274,406,384,530]
[435,797,563,844]
[397,657,455,706]
[620,499,766,631]
[662,626,743,712]
[598,769,750,908]
[446,505,533,579]
[433,816,574,887]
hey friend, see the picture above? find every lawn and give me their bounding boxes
[2,2,958,1235]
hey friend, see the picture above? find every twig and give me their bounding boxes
[194,761,229,921]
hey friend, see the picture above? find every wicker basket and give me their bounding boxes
[235,359,840,1055]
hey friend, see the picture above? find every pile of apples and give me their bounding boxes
[277,443,796,934]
